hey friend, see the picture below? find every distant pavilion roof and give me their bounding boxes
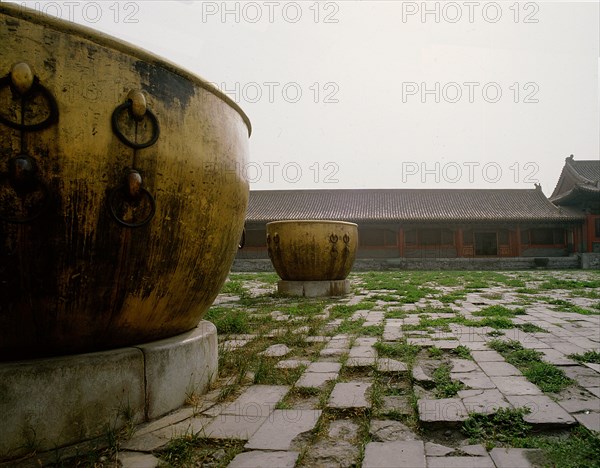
[550,156,600,205]
[246,188,583,224]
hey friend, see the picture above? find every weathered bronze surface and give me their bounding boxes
[0,4,250,360]
[267,220,358,281]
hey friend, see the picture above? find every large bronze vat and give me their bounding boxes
[267,220,358,281]
[0,4,250,360]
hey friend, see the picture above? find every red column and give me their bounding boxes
[515,226,522,257]
[456,228,463,257]
[398,227,404,258]
[587,215,594,253]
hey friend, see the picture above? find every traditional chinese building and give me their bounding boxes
[239,157,598,261]
[550,155,600,253]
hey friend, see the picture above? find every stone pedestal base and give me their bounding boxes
[0,321,217,461]
[278,279,351,297]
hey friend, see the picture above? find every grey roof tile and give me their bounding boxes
[246,188,583,223]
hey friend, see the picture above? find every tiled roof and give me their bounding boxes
[569,160,600,183]
[247,188,583,223]
[550,156,600,204]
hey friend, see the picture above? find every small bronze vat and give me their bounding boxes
[267,220,358,281]
[0,4,250,360]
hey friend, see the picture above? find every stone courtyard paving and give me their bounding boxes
[73,271,600,466]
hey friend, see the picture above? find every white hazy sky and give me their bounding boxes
[12,0,600,194]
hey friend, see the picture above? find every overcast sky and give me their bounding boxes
[13,0,600,195]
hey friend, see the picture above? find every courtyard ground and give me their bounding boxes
[67,271,600,467]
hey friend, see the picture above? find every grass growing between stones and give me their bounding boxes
[514,426,600,468]
[432,363,464,398]
[568,350,600,365]
[384,308,408,319]
[465,410,600,468]
[450,345,473,360]
[206,307,251,334]
[472,305,525,317]
[253,356,305,385]
[374,340,420,367]
[488,340,574,393]
[328,301,377,319]
[538,298,600,316]
[335,319,383,337]
[227,272,279,284]
[515,323,547,333]
[401,311,518,332]
[462,408,532,446]
[159,435,244,467]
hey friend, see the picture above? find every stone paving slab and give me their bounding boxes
[550,341,587,356]
[118,452,160,468]
[245,409,321,450]
[134,406,196,436]
[120,430,172,452]
[303,438,358,466]
[461,341,492,351]
[561,366,600,388]
[407,338,436,346]
[122,417,212,451]
[275,359,311,369]
[319,347,346,357]
[363,441,426,468]
[370,420,420,442]
[412,365,434,386]
[383,326,403,341]
[505,394,576,427]
[426,455,494,467]
[296,372,338,389]
[228,450,299,468]
[221,385,289,417]
[328,335,351,346]
[376,358,408,373]
[424,442,454,456]
[584,362,600,373]
[350,310,370,321]
[305,361,341,373]
[450,358,480,373]
[573,411,600,431]
[451,372,496,389]
[418,398,468,423]
[555,387,600,413]
[491,376,542,395]
[305,336,330,343]
[328,382,371,409]
[349,346,376,358]
[478,361,522,376]
[203,415,268,440]
[381,395,412,415]
[221,340,250,351]
[259,344,291,357]
[520,339,552,350]
[461,389,512,415]
[587,387,600,398]
[539,348,578,366]
[346,357,376,367]
[489,448,542,468]
[461,444,488,456]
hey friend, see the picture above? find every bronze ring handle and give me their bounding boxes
[0,75,58,131]
[111,100,160,149]
[108,185,156,228]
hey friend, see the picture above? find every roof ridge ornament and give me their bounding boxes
[567,154,574,161]
[534,183,542,191]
